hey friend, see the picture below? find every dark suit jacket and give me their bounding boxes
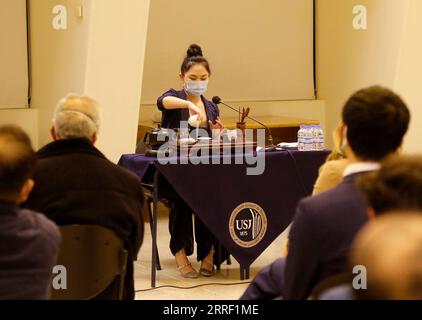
[157,88,220,132]
[283,173,370,300]
[24,138,144,299]
[0,200,61,299]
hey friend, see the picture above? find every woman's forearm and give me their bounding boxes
[162,96,202,118]
[162,96,189,110]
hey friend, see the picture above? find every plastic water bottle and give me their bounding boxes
[299,125,310,152]
[298,126,305,151]
[309,125,318,151]
[305,125,314,151]
[312,125,324,151]
[317,125,325,151]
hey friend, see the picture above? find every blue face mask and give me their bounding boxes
[184,81,208,97]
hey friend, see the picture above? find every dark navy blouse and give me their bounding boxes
[156,88,220,131]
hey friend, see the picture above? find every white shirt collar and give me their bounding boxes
[343,162,381,177]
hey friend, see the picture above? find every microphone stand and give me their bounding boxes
[218,101,277,152]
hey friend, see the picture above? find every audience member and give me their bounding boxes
[352,213,422,300]
[240,86,410,300]
[313,121,350,195]
[0,125,61,299]
[24,95,145,300]
[320,155,422,299]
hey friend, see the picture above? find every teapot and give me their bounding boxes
[143,124,175,151]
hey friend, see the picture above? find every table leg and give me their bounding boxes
[240,265,250,281]
[147,198,161,271]
[216,241,222,271]
[155,247,162,271]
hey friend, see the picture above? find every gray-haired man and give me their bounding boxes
[24,94,144,300]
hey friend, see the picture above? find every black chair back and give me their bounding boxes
[50,225,128,300]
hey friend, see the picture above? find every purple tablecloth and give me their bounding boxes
[118,150,329,268]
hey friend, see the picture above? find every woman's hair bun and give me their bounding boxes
[181,44,210,75]
[187,44,203,58]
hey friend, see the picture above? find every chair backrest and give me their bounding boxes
[50,225,128,300]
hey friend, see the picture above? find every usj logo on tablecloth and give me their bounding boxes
[229,202,267,248]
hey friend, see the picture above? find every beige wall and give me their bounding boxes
[84,0,150,162]
[142,0,315,103]
[30,0,90,147]
[1,0,89,149]
[0,109,38,148]
[317,0,422,152]
[393,0,422,153]
[317,0,406,147]
[28,0,150,162]
[0,0,29,108]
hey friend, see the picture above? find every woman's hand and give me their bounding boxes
[187,101,204,121]
[209,116,225,140]
[208,116,224,130]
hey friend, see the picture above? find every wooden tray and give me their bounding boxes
[168,139,257,156]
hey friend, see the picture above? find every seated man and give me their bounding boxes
[320,155,422,300]
[240,86,410,300]
[24,94,144,300]
[0,125,61,299]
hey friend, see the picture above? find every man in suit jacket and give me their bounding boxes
[241,86,410,300]
[0,125,61,299]
[24,95,144,300]
[320,155,422,300]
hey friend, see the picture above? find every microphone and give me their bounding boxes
[212,96,276,151]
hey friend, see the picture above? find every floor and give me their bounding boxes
[134,204,289,300]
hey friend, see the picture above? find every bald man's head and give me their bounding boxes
[351,213,422,300]
[0,125,36,203]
